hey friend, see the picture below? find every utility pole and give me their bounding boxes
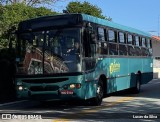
[158,15,160,37]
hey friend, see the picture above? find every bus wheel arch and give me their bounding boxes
[137,71,142,81]
[133,71,142,94]
[99,74,107,97]
[89,74,107,106]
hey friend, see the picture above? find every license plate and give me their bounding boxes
[60,90,73,95]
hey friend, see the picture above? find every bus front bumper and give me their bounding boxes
[16,87,85,101]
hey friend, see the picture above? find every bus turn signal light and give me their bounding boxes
[75,84,81,89]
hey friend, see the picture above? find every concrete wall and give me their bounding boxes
[152,40,160,57]
[152,40,160,78]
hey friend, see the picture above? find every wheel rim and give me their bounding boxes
[97,83,103,100]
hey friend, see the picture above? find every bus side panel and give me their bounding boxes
[107,76,130,94]
[107,58,129,93]
[84,79,97,99]
[84,59,109,99]
[141,58,153,84]
[128,58,153,87]
[128,58,143,88]
[96,57,153,95]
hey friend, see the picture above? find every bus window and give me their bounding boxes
[150,40,152,48]
[119,32,125,43]
[142,38,146,47]
[108,30,118,55]
[149,39,152,56]
[135,36,140,46]
[147,38,152,48]
[98,28,105,41]
[127,34,133,45]
[141,37,149,56]
[97,42,108,55]
[146,39,152,56]
[118,32,127,55]
[108,30,116,42]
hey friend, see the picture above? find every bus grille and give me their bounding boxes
[22,78,68,83]
[30,85,59,91]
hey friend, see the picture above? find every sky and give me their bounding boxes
[50,0,160,36]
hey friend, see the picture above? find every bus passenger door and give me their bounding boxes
[82,27,98,99]
[82,29,97,71]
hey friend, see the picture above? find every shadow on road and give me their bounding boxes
[0,59,16,104]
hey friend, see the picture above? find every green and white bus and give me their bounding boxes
[15,14,153,105]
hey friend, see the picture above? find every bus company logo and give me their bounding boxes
[109,60,120,74]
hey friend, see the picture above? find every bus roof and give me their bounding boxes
[81,14,151,38]
[18,13,151,38]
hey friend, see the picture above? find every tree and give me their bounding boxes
[66,1,112,21]
[0,0,64,6]
[0,3,56,49]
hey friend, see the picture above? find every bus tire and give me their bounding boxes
[89,79,104,106]
[132,75,141,94]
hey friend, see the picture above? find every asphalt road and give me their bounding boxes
[0,79,160,122]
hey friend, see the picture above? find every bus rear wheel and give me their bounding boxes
[89,79,104,106]
[132,76,141,94]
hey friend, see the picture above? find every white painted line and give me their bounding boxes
[0,100,27,107]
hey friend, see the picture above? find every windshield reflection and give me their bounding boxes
[17,28,81,75]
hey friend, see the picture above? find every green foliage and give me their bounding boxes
[66,1,112,21]
[0,3,56,49]
[0,1,112,49]
[0,0,59,6]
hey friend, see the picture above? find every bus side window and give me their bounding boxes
[134,36,141,56]
[97,27,108,55]
[141,37,148,56]
[127,34,133,45]
[149,40,153,56]
[127,34,134,56]
[150,39,152,48]
[146,38,152,56]
[146,38,152,48]
[108,30,116,42]
[98,27,105,41]
[119,32,125,43]
[135,36,140,46]
[142,37,146,47]
[108,29,118,55]
[118,32,127,55]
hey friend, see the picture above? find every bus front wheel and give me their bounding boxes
[89,79,104,106]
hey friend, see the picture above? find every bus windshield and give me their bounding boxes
[17,28,81,75]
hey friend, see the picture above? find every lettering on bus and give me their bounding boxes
[109,60,120,74]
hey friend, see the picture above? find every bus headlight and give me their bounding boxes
[18,86,23,91]
[70,84,76,89]
[69,84,81,89]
